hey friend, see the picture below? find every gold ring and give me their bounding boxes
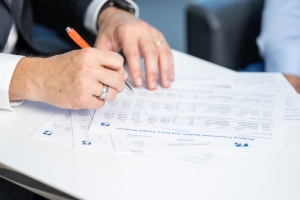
[154,38,164,46]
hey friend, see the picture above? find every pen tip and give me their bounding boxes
[66,27,71,32]
[125,82,133,92]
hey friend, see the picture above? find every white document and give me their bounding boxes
[89,82,285,146]
[30,109,231,166]
[31,109,73,145]
[110,132,265,154]
[175,73,300,124]
[71,109,113,151]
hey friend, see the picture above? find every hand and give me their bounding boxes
[9,48,127,109]
[94,7,174,90]
[285,75,300,93]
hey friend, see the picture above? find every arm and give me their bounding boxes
[257,0,300,92]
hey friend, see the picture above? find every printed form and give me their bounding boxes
[31,73,296,167]
[89,78,285,147]
[31,109,73,145]
[177,73,300,124]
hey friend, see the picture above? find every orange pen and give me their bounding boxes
[66,27,90,48]
[66,27,133,92]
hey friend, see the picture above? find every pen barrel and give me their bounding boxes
[67,28,90,48]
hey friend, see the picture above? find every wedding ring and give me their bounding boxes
[99,84,108,100]
[154,38,164,46]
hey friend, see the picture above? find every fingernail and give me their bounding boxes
[124,71,128,80]
[150,81,157,89]
[136,77,142,86]
[164,79,170,87]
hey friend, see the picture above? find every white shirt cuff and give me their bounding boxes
[84,0,139,35]
[0,53,24,111]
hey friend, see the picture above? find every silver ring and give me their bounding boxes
[99,84,108,100]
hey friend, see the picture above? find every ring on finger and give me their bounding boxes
[154,38,164,46]
[99,84,109,100]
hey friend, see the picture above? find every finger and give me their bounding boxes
[81,48,124,73]
[84,96,106,109]
[97,51,124,73]
[140,36,159,90]
[155,34,173,88]
[170,52,175,82]
[93,67,125,93]
[94,34,121,52]
[94,35,113,51]
[122,38,143,87]
[92,81,118,101]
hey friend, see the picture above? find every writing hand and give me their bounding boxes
[9,48,127,109]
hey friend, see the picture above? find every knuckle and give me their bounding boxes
[138,21,150,29]
[79,48,94,58]
[160,67,170,75]
[76,79,88,92]
[125,50,140,58]
[147,71,158,79]
[114,53,124,66]
[73,95,86,109]
[115,74,125,86]
[145,48,158,58]
[118,23,133,33]
[110,89,118,100]
[76,64,92,75]
[160,48,171,57]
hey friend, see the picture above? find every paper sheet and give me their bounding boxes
[110,132,265,154]
[31,109,73,145]
[176,73,300,124]
[71,109,113,151]
[31,72,297,169]
[89,82,285,146]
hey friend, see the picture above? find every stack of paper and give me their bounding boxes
[31,73,300,168]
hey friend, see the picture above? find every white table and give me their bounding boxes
[1,50,300,200]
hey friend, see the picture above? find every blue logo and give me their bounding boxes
[101,122,110,126]
[235,142,248,147]
[43,130,53,136]
[82,140,91,145]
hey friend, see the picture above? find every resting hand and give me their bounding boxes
[9,48,127,109]
[285,75,300,93]
[94,7,174,90]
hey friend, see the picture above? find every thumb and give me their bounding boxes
[94,35,121,52]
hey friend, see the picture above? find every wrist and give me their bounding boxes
[9,57,44,101]
[98,6,133,28]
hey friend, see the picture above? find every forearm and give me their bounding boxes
[9,57,42,101]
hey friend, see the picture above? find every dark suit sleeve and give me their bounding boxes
[31,0,92,33]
